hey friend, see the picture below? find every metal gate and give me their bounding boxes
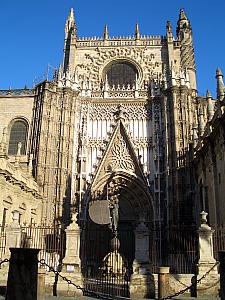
[81,224,134,298]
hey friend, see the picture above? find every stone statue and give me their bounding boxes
[109,195,119,233]
[17,142,22,156]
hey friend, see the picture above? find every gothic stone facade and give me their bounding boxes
[0,8,221,230]
[194,70,225,227]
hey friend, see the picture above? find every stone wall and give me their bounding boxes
[0,155,42,226]
[0,92,34,139]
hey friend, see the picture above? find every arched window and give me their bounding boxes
[8,119,28,155]
[105,61,138,88]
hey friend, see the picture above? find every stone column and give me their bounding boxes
[158,266,170,299]
[130,220,155,299]
[197,211,219,297]
[57,214,83,297]
[5,210,22,257]
[6,248,40,300]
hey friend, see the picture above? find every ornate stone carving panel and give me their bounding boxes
[87,103,152,120]
[75,46,165,90]
[107,134,135,172]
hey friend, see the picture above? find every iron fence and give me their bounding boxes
[150,226,198,274]
[81,225,133,298]
[21,225,66,270]
[213,225,225,261]
[0,223,224,277]
[0,226,6,258]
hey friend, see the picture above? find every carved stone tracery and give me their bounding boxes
[75,47,164,90]
[87,103,152,120]
[108,135,135,172]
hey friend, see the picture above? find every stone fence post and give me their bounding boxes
[57,213,83,297]
[197,211,219,297]
[130,219,155,299]
[5,210,22,257]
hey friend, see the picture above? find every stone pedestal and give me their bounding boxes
[197,211,219,297]
[5,210,22,257]
[60,214,83,296]
[158,267,170,299]
[6,248,40,300]
[130,221,155,299]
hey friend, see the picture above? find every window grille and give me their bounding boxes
[106,62,138,87]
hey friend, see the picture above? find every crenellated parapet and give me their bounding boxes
[76,35,165,48]
[0,89,35,97]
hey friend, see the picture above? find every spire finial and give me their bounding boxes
[135,22,140,39]
[199,108,205,137]
[104,24,109,40]
[216,68,223,77]
[179,8,188,20]
[216,67,224,100]
[177,8,191,35]
[206,89,214,121]
[69,8,74,21]
[206,89,211,98]
[166,21,172,33]
[65,7,77,37]
[166,21,173,42]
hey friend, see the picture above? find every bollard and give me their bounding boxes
[6,248,40,300]
[219,251,225,300]
[37,267,46,300]
[158,266,170,300]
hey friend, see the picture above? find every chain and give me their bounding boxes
[162,261,219,300]
[0,258,9,267]
[38,259,112,300]
[1,257,218,300]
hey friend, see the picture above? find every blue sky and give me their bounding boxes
[0,0,224,97]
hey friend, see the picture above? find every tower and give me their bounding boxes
[163,9,200,225]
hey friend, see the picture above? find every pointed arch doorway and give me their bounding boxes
[81,171,154,298]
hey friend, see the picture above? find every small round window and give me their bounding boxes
[105,61,138,88]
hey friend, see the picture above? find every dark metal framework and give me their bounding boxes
[81,223,134,298]
[81,224,198,297]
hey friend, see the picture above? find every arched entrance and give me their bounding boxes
[81,171,154,298]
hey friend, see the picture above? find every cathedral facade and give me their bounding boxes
[0,8,214,228]
[1,7,225,297]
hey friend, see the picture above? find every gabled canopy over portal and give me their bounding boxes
[88,106,154,223]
